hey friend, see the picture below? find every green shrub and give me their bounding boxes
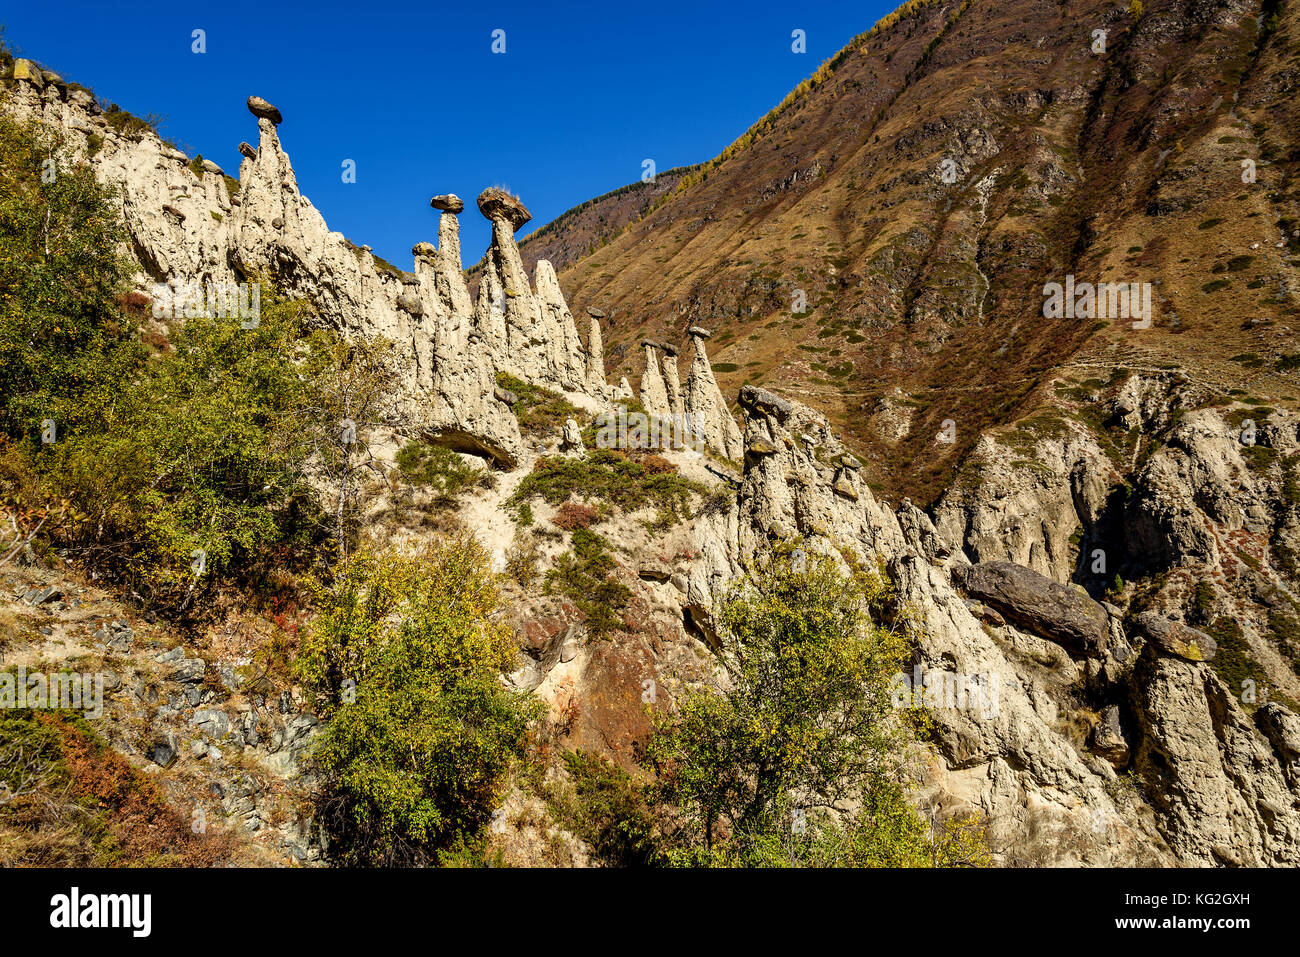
[22,296,329,604]
[300,538,543,865]
[496,372,581,435]
[544,528,631,636]
[0,114,133,440]
[540,750,660,866]
[510,449,704,524]
[397,441,486,500]
[641,545,978,866]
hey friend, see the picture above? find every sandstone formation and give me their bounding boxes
[683,327,743,460]
[638,340,671,417]
[0,77,626,466]
[586,312,607,393]
[660,342,683,418]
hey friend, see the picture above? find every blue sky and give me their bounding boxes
[4,0,894,268]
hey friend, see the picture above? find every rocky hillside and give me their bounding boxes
[550,0,1300,505]
[2,0,1299,868]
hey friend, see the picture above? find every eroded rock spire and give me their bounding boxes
[661,342,683,418]
[586,308,607,393]
[639,340,672,417]
[683,326,743,460]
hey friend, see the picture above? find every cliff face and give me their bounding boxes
[4,0,1300,867]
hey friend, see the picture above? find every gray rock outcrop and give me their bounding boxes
[683,327,742,460]
[952,561,1109,656]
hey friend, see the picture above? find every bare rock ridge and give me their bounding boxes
[0,75,744,464]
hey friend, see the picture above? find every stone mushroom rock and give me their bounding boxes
[639,340,672,417]
[683,328,743,460]
[200,159,223,175]
[660,345,683,417]
[688,325,711,339]
[473,189,577,391]
[246,96,283,125]
[430,193,464,214]
[586,313,607,392]
[432,203,473,319]
[1131,612,1217,662]
[411,241,436,259]
[477,187,531,230]
[950,561,1109,656]
[0,87,533,469]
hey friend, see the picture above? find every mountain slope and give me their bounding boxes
[469,165,699,292]
[548,0,1300,504]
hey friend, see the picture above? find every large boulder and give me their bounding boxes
[477,187,531,230]
[951,561,1108,655]
[246,96,282,124]
[430,193,464,214]
[1131,612,1217,662]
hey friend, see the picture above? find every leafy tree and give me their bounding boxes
[0,114,134,442]
[644,544,980,866]
[28,295,327,605]
[300,537,543,865]
[285,332,407,564]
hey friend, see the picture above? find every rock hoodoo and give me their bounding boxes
[0,78,633,467]
[683,327,743,460]
[659,342,683,419]
[639,340,671,417]
[430,193,465,214]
